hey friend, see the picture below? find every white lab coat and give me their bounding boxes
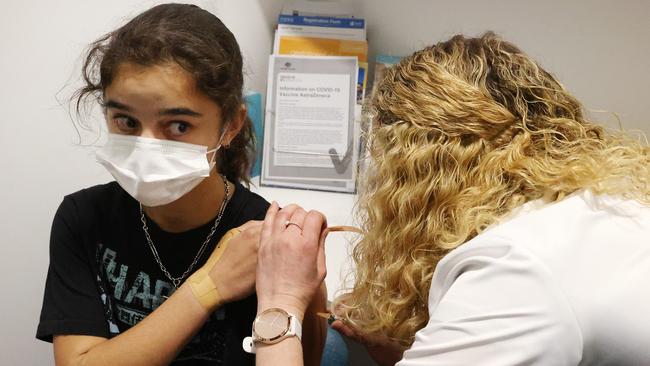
[398,190,650,366]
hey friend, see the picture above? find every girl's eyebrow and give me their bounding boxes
[103,100,202,117]
[159,107,202,117]
[103,99,132,111]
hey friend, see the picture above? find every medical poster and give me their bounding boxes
[262,55,359,193]
[273,72,350,168]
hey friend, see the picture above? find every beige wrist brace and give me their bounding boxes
[188,227,241,312]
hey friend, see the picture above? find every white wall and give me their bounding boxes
[1,0,648,364]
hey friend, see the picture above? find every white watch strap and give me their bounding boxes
[242,312,302,354]
[291,313,303,341]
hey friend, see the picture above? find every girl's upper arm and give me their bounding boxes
[301,283,328,366]
[37,196,110,343]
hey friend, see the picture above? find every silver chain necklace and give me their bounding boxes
[140,174,230,289]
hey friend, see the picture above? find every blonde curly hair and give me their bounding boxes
[336,32,650,348]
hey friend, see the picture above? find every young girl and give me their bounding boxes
[36,4,325,365]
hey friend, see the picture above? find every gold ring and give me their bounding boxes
[284,220,303,230]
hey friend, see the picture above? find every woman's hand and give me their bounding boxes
[256,202,328,318]
[206,220,263,304]
[331,320,405,366]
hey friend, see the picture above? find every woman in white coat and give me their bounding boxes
[254,32,650,365]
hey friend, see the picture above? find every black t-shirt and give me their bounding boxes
[36,181,269,365]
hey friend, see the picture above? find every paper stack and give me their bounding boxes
[273,1,368,103]
[261,1,364,193]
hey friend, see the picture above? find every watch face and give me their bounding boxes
[254,308,290,341]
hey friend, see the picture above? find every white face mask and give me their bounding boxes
[95,133,223,207]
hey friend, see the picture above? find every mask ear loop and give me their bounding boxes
[206,128,229,167]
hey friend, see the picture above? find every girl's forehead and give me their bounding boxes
[105,62,217,112]
[108,62,195,95]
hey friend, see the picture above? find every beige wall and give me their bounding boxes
[351,0,650,133]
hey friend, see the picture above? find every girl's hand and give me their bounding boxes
[206,220,263,304]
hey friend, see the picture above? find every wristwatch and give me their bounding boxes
[242,308,303,354]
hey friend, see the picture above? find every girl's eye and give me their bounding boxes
[168,121,191,136]
[114,116,138,131]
